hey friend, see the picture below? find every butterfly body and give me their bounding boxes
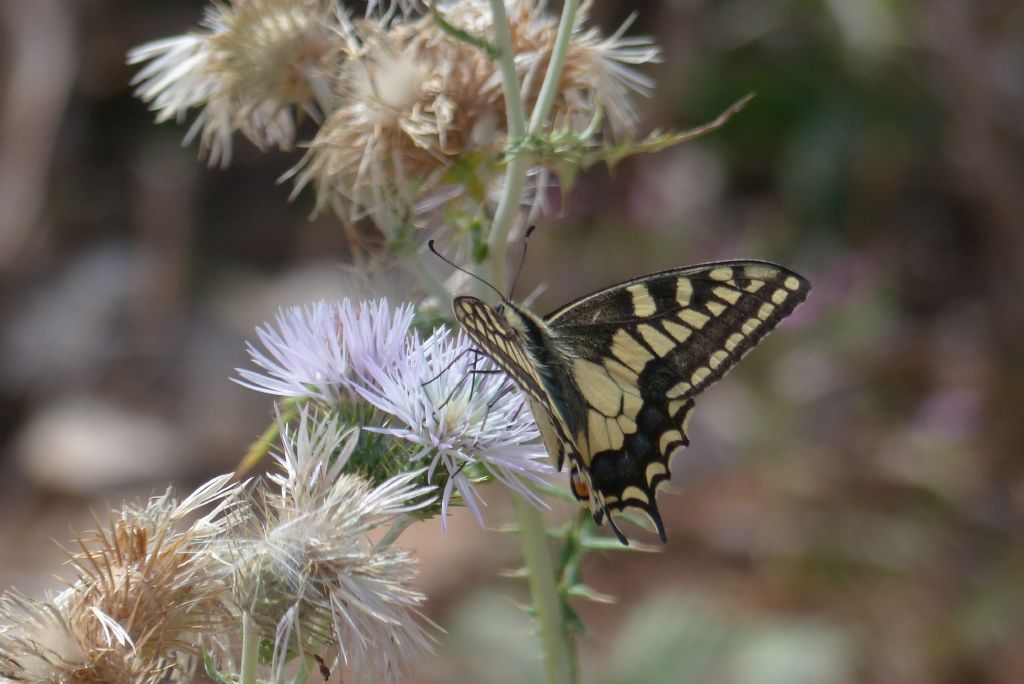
[454,260,810,543]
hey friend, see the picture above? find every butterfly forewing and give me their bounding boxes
[453,297,549,403]
[455,296,584,471]
[454,260,810,544]
[547,260,810,400]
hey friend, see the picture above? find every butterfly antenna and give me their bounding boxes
[428,240,506,302]
[509,225,536,301]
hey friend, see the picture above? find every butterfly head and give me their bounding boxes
[454,295,536,337]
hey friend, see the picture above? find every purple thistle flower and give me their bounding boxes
[352,326,553,527]
[236,299,415,405]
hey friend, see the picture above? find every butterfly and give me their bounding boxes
[452,259,810,544]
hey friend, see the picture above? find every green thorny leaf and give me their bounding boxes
[442,149,502,205]
[502,508,657,636]
[518,93,755,202]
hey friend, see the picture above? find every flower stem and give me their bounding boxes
[487,3,579,683]
[373,512,416,551]
[235,399,300,478]
[240,612,259,684]
[514,494,574,684]
[292,656,313,684]
[486,0,580,291]
[527,0,579,136]
[485,0,529,293]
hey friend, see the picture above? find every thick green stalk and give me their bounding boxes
[486,0,581,291]
[514,495,574,684]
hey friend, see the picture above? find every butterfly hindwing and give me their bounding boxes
[455,260,810,543]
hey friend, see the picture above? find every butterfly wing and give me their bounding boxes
[454,295,604,522]
[545,260,810,540]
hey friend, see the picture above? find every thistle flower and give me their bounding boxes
[0,476,242,682]
[290,0,659,229]
[229,409,436,682]
[353,325,553,526]
[558,6,662,137]
[236,298,415,404]
[288,16,503,225]
[129,0,343,166]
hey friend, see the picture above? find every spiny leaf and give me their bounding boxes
[565,582,617,604]
[526,93,755,196]
[560,599,587,635]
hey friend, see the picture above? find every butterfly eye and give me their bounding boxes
[495,303,505,315]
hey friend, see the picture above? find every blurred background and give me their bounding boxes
[1,1,1023,682]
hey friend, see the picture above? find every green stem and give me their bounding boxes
[290,651,313,684]
[527,0,579,137]
[489,0,526,141]
[292,656,313,684]
[486,2,579,682]
[373,512,416,551]
[240,612,259,684]
[291,624,333,684]
[514,495,573,684]
[485,0,529,293]
[486,0,581,292]
[236,399,300,478]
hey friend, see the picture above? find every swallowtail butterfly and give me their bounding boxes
[453,259,809,543]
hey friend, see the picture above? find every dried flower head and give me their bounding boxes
[352,325,553,526]
[0,590,171,684]
[0,476,242,683]
[290,0,659,230]
[230,410,436,682]
[289,16,504,225]
[129,0,343,166]
[236,298,416,405]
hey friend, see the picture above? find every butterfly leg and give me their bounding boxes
[421,347,490,388]
[434,351,496,414]
[472,377,519,449]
